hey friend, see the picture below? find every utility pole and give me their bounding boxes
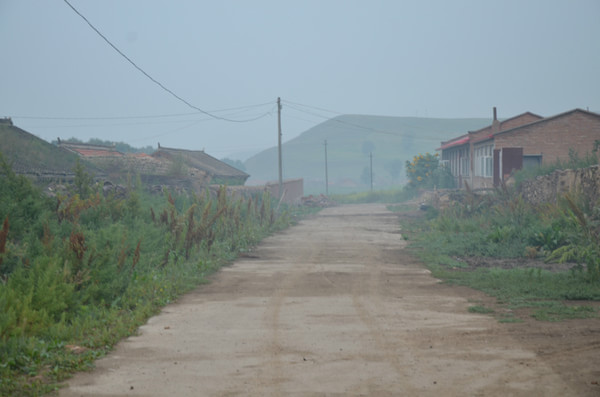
[277,97,283,199]
[370,151,373,192]
[324,140,329,195]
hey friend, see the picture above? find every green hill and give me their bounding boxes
[0,121,100,178]
[244,115,490,193]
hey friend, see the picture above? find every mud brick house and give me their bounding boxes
[152,145,249,186]
[60,142,248,189]
[439,108,600,189]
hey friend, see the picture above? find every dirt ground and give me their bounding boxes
[59,204,600,396]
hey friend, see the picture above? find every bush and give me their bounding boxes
[0,157,294,395]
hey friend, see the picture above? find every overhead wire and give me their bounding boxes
[11,101,276,121]
[16,104,277,132]
[62,0,273,123]
[281,100,344,116]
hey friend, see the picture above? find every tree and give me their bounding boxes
[73,159,93,199]
[405,152,453,189]
[220,158,246,172]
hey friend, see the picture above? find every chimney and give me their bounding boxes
[492,107,500,133]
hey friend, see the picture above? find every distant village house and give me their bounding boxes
[438,108,600,189]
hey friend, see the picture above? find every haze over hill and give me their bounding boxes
[244,115,491,194]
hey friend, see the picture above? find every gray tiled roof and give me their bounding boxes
[152,146,249,179]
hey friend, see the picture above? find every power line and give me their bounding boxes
[281,100,343,116]
[62,0,272,123]
[13,106,276,130]
[10,101,276,121]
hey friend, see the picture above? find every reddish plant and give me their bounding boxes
[0,216,9,255]
[69,230,86,262]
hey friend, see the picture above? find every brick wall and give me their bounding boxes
[494,111,600,165]
[264,178,304,204]
[500,113,542,130]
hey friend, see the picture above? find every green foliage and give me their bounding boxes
[0,158,294,395]
[0,153,53,244]
[405,152,454,189]
[396,180,600,324]
[73,158,93,199]
[545,193,600,282]
[220,157,246,172]
[468,305,495,314]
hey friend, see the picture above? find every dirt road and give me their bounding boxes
[60,204,599,396]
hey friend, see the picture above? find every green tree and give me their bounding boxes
[73,158,93,199]
[221,158,246,172]
[405,152,453,189]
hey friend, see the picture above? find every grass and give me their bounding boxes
[0,157,309,396]
[468,305,495,314]
[393,193,600,322]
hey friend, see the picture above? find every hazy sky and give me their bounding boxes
[1,0,599,159]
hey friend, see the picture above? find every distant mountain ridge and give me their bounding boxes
[244,114,491,193]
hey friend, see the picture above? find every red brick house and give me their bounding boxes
[439,108,543,188]
[440,108,600,189]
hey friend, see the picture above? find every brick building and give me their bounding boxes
[439,108,600,189]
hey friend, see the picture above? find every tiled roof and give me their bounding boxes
[439,135,469,150]
[73,148,123,157]
[153,146,249,179]
[59,142,123,157]
[467,112,543,134]
[493,108,600,137]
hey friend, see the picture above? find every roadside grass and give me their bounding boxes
[468,305,495,314]
[0,157,307,396]
[394,192,600,323]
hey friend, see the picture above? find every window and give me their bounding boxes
[460,157,467,176]
[483,156,493,177]
[523,155,542,169]
[475,144,493,177]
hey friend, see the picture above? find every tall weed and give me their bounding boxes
[0,157,293,395]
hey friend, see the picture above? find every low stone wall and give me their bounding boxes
[519,165,600,205]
